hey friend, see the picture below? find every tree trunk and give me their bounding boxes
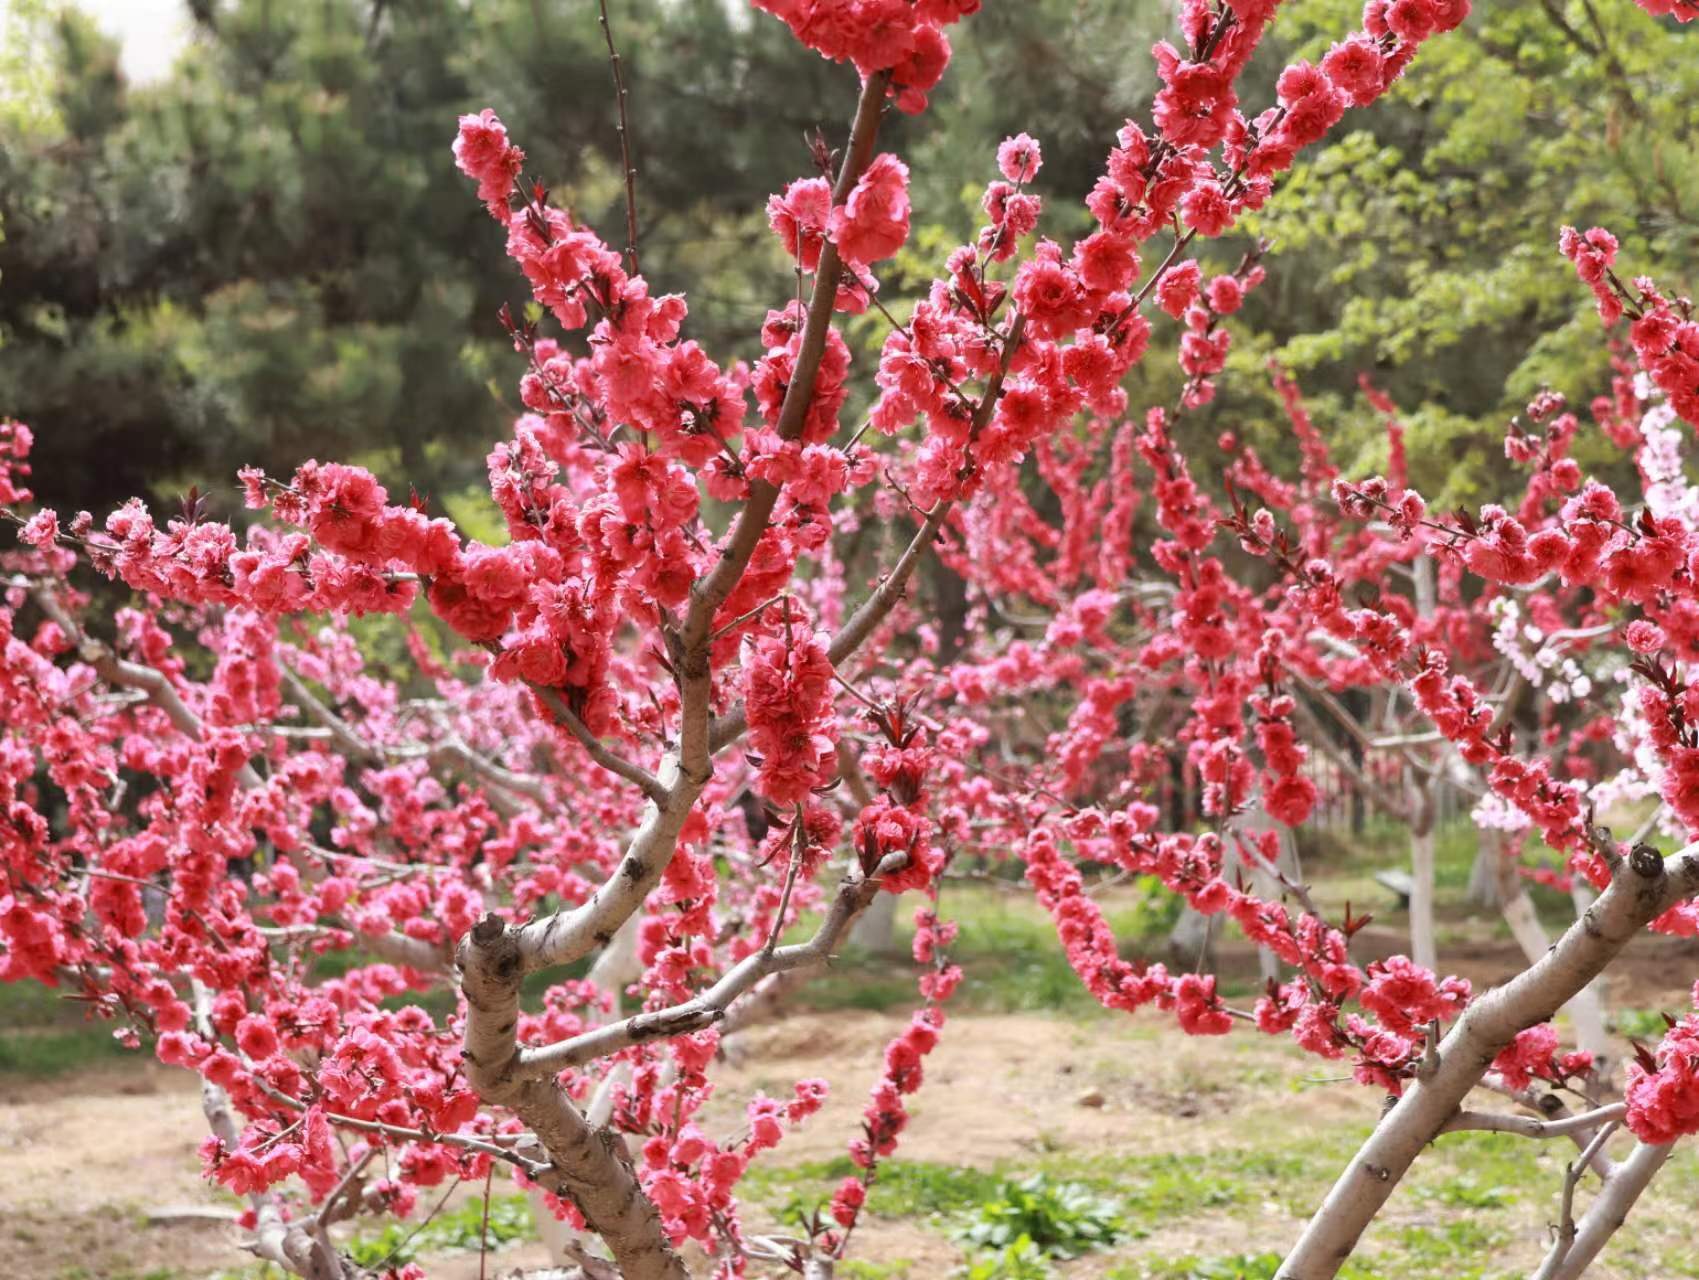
[1406,774,1437,973]
[1168,904,1217,972]
[849,888,898,953]
[1465,835,1501,908]
[532,918,646,1265]
[463,917,689,1280]
[1278,845,1698,1280]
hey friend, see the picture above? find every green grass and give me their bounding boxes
[347,1192,534,1267]
[746,1156,1007,1225]
[840,1260,916,1280]
[1111,1219,1519,1280]
[797,879,1199,1018]
[0,980,136,1076]
[743,1140,1341,1239]
[1298,812,1585,928]
[741,1123,1592,1280]
[1115,1253,1386,1280]
[0,1025,132,1075]
[1613,1006,1679,1040]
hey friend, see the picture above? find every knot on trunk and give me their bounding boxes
[1628,842,1664,880]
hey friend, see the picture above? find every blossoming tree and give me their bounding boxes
[5,1,1699,1279]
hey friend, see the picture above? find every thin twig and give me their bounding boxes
[598,0,640,275]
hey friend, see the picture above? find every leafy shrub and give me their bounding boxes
[1613,1007,1675,1041]
[956,1174,1124,1258]
[958,1235,1057,1280]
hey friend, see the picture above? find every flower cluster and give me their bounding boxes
[748,0,979,112]
[1625,1001,1699,1143]
[743,620,838,806]
[1562,228,1699,425]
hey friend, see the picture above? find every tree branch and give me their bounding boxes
[710,313,1028,753]
[532,685,667,804]
[598,0,642,275]
[1437,1103,1625,1140]
[674,70,893,745]
[1277,842,1699,1279]
[515,852,905,1079]
[1533,1138,1675,1280]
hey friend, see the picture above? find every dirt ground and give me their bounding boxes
[5,950,1699,1280]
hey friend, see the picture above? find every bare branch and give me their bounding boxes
[279,665,381,765]
[675,70,893,793]
[515,852,905,1080]
[533,685,667,804]
[1438,1103,1625,1140]
[1533,1138,1675,1280]
[598,0,642,275]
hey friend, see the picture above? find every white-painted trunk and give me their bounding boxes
[1465,838,1501,907]
[849,889,898,953]
[1408,820,1437,972]
[1168,904,1216,971]
[1495,852,1612,1071]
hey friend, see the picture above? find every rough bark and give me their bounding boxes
[461,916,689,1280]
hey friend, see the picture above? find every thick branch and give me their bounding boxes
[513,754,692,973]
[340,920,454,975]
[1277,843,1699,1280]
[459,917,687,1280]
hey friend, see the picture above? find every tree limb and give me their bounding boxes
[1277,842,1699,1279]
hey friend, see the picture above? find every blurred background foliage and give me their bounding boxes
[0,0,1694,527]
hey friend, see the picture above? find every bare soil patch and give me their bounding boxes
[5,985,1698,1279]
